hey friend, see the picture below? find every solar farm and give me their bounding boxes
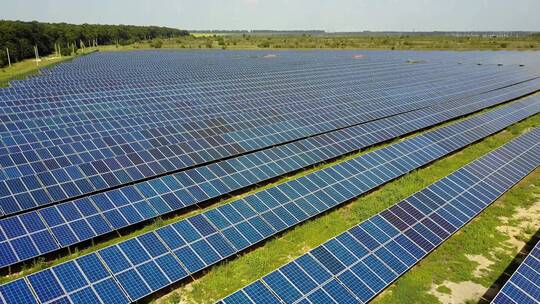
[0,49,539,304]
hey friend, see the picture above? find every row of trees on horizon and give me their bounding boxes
[0,20,189,67]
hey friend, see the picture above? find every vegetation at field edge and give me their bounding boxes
[0,54,76,88]
[127,34,540,51]
[0,20,189,67]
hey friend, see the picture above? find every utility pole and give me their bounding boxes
[34,45,39,66]
[6,48,11,67]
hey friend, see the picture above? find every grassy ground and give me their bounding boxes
[120,35,540,51]
[0,54,76,88]
[153,114,540,304]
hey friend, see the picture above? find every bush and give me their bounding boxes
[60,46,73,56]
[150,39,163,48]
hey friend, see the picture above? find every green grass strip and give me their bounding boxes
[0,55,76,88]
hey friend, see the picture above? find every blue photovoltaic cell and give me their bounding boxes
[220,127,540,303]
[492,240,540,304]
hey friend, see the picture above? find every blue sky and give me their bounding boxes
[2,0,539,31]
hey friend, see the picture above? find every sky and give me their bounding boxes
[2,0,539,32]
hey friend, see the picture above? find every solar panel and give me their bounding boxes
[220,127,540,304]
[492,240,540,304]
[1,97,539,302]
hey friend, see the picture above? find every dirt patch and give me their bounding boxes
[429,280,485,304]
[155,284,192,304]
[465,254,495,278]
[430,198,540,304]
[496,199,540,252]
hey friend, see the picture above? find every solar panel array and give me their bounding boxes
[1,50,539,304]
[2,52,539,217]
[1,93,539,303]
[2,79,539,269]
[220,127,540,304]
[492,240,540,304]
[0,51,539,269]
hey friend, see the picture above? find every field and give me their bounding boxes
[0,54,74,87]
[122,35,540,51]
[0,46,538,304]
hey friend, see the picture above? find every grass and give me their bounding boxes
[153,113,540,303]
[0,54,76,88]
[436,285,452,295]
[110,35,540,51]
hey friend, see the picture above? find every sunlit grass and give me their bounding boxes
[0,54,75,87]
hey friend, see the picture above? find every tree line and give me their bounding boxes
[0,20,189,67]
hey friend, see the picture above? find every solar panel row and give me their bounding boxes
[0,63,429,129]
[1,97,538,303]
[4,62,441,101]
[492,240,540,304]
[220,127,540,304]
[5,57,503,138]
[1,68,523,152]
[6,52,396,85]
[1,81,539,269]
